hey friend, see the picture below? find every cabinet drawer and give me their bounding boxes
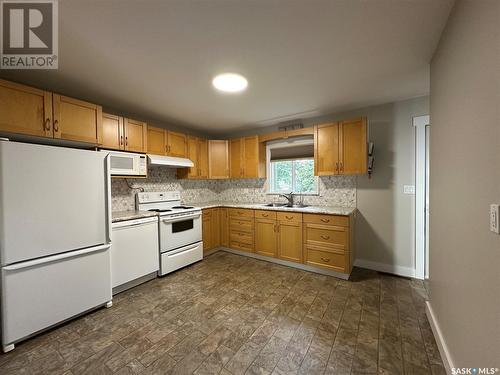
[230,218,254,233]
[277,211,302,223]
[230,231,254,245]
[305,248,349,273]
[304,224,348,250]
[229,208,254,218]
[254,210,277,220]
[303,213,349,227]
[230,241,254,253]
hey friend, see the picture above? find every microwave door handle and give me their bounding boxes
[161,213,201,224]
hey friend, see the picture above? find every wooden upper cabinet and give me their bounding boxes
[0,79,53,138]
[147,126,166,155]
[230,138,243,178]
[52,94,102,144]
[340,118,367,174]
[229,136,266,179]
[198,138,209,179]
[185,136,199,178]
[208,140,229,179]
[314,118,367,176]
[315,122,340,176]
[123,118,147,153]
[102,113,124,150]
[167,131,187,158]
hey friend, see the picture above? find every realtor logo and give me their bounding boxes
[1,0,58,69]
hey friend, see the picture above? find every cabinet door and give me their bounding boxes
[124,118,147,153]
[202,211,212,251]
[198,138,209,179]
[208,140,229,179]
[229,138,243,178]
[0,79,53,138]
[255,219,278,258]
[314,122,340,176]
[101,113,124,150]
[147,126,166,155]
[278,221,303,263]
[220,208,229,247]
[243,136,260,178]
[53,94,102,144]
[167,131,187,157]
[340,118,367,175]
[212,208,220,248]
[185,136,199,178]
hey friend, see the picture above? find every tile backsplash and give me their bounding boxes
[111,166,356,211]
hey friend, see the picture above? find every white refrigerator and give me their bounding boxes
[0,140,112,352]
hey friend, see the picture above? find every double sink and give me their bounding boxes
[262,203,309,208]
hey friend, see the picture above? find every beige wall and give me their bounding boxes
[429,0,500,367]
[230,96,430,276]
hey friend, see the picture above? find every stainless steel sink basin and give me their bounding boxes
[263,203,308,208]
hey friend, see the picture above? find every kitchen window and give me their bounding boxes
[267,137,318,194]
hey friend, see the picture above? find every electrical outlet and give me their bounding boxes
[403,185,415,195]
[490,204,499,234]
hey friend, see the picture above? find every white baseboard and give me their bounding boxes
[426,301,454,374]
[354,258,417,278]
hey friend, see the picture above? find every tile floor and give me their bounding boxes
[0,251,445,375]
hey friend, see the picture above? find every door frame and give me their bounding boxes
[413,115,430,280]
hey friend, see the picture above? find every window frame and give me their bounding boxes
[266,139,319,196]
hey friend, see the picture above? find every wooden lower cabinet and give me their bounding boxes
[203,207,353,275]
[277,219,303,263]
[202,208,220,253]
[254,217,277,258]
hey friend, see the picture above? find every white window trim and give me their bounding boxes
[265,139,319,195]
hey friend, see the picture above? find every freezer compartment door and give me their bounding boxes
[0,141,109,265]
[111,219,159,288]
[159,241,203,276]
[1,245,111,347]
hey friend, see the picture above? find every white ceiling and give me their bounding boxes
[0,0,454,135]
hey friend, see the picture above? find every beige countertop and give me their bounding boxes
[186,201,356,216]
[112,210,158,223]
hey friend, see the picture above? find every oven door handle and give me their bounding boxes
[161,212,201,224]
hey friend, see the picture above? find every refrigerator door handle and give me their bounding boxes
[3,244,111,271]
[104,153,112,244]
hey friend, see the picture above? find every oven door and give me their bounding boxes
[159,211,202,252]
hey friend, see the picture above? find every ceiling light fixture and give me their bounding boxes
[212,73,248,93]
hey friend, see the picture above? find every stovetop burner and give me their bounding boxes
[148,209,172,213]
[172,206,194,209]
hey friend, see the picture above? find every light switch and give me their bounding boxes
[490,204,499,234]
[403,185,415,195]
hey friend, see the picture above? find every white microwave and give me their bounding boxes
[103,150,147,177]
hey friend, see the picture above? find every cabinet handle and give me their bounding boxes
[120,135,124,145]
[53,120,59,132]
[285,215,293,220]
[44,118,51,131]
[262,213,269,217]
[339,162,343,173]
[321,235,330,240]
[277,225,280,232]
[165,145,168,153]
[320,218,330,223]
[320,257,330,263]
[335,162,339,173]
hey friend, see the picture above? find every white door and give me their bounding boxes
[0,142,110,265]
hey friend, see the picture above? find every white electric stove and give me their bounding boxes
[136,191,203,276]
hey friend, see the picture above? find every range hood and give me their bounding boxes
[147,154,194,168]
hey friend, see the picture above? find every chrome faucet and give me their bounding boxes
[278,192,294,206]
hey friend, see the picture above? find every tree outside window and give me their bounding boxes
[270,158,317,194]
